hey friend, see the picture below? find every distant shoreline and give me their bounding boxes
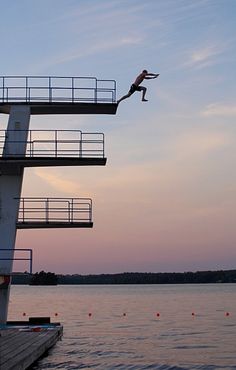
[12,269,236,285]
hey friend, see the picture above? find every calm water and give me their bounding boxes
[8,284,236,369]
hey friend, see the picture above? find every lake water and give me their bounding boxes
[8,284,236,369]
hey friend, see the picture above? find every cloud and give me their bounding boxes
[170,130,229,158]
[184,44,225,69]
[32,36,143,72]
[192,47,218,63]
[26,1,146,72]
[56,36,142,66]
[34,169,80,195]
[202,103,236,117]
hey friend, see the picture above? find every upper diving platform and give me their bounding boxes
[0,76,118,115]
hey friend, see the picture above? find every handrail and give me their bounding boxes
[0,76,116,103]
[0,129,105,158]
[17,197,92,224]
[0,248,33,274]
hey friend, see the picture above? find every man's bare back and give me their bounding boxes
[134,72,147,86]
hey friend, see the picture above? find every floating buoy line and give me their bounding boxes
[19,311,232,319]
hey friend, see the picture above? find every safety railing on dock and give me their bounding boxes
[0,130,105,158]
[17,197,92,224]
[0,76,116,103]
[0,248,33,274]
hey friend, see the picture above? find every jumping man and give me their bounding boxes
[117,70,159,104]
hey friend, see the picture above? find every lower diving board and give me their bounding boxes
[0,320,62,370]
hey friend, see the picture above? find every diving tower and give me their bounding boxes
[0,75,118,325]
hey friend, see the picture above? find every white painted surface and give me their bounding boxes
[0,105,30,323]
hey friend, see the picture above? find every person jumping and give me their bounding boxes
[117,69,159,104]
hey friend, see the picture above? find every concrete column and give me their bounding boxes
[0,105,30,323]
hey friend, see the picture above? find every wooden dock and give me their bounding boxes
[0,321,62,370]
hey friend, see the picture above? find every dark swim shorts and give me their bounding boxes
[129,84,142,94]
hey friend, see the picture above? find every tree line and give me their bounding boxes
[12,269,236,285]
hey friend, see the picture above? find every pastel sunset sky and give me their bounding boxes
[1,0,236,274]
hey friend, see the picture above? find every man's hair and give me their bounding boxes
[143,69,148,73]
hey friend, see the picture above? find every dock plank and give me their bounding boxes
[1,330,42,359]
[0,326,62,370]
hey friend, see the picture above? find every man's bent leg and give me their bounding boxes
[140,86,148,101]
[117,91,132,104]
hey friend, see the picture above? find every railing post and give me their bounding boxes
[79,132,82,158]
[70,199,73,223]
[46,198,49,223]
[29,249,33,274]
[29,130,32,157]
[114,80,116,102]
[90,200,92,222]
[72,77,74,103]
[49,77,52,102]
[95,78,98,103]
[26,77,28,102]
[22,198,25,223]
[102,133,105,158]
[2,77,5,102]
[55,130,58,158]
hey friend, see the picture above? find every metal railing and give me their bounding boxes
[17,197,92,224]
[0,129,105,158]
[0,248,33,274]
[0,76,116,103]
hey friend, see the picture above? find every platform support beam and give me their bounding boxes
[0,106,30,323]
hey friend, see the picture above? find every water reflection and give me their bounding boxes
[8,284,236,369]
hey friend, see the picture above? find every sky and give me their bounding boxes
[1,0,236,274]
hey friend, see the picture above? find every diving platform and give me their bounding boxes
[16,197,93,229]
[0,157,106,174]
[0,102,117,115]
[0,129,106,174]
[0,76,118,115]
[16,221,93,229]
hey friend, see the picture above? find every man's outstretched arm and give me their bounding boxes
[145,73,159,79]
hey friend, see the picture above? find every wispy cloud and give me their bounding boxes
[184,44,225,69]
[202,103,236,117]
[164,129,230,165]
[192,47,218,62]
[58,36,143,64]
[26,0,146,72]
[183,132,226,152]
[31,36,143,72]
[34,169,80,195]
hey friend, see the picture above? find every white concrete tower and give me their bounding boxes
[0,106,30,322]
